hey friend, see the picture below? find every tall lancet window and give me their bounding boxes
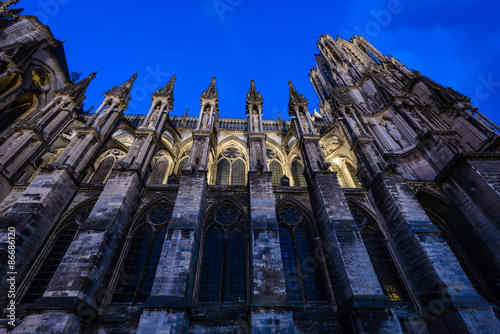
[291,157,307,187]
[350,207,410,302]
[176,148,190,181]
[21,203,94,303]
[198,203,247,303]
[111,203,173,304]
[89,149,126,184]
[215,147,247,186]
[267,149,284,186]
[277,205,328,303]
[148,151,170,184]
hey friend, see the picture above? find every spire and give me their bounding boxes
[152,74,176,100]
[56,72,97,108]
[0,1,22,25]
[246,79,263,103]
[288,80,308,105]
[184,108,189,117]
[200,76,218,100]
[104,73,137,109]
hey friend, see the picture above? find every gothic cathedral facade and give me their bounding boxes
[0,3,499,333]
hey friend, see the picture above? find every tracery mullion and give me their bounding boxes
[292,226,308,304]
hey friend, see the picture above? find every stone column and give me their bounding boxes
[248,171,294,333]
[306,169,403,333]
[137,170,208,333]
[369,171,500,333]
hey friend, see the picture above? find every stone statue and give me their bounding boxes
[301,114,309,134]
[386,122,402,142]
[252,111,259,132]
[346,114,361,135]
[201,111,209,130]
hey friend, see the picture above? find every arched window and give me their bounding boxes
[277,206,327,303]
[89,149,126,184]
[267,149,284,187]
[345,161,362,188]
[216,158,230,185]
[111,203,172,304]
[21,203,94,303]
[351,208,410,302]
[198,204,247,303]
[291,158,307,187]
[149,151,170,184]
[330,163,347,188]
[176,148,190,181]
[215,147,247,186]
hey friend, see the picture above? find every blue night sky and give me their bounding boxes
[23,0,500,125]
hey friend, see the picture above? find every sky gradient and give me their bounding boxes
[23,0,500,125]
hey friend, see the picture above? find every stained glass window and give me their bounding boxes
[215,147,247,186]
[176,156,189,181]
[199,205,247,303]
[224,227,246,302]
[269,160,283,187]
[89,156,114,184]
[199,226,224,302]
[279,226,301,301]
[21,223,78,303]
[278,206,328,303]
[149,157,169,184]
[330,163,347,188]
[295,226,327,301]
[346,162,362,188]
[231,159,245,186]
[361,226,409,302]
[112,204,172,304]
[291,159,307,187]
[216,158,230,185]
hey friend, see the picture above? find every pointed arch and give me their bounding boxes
[88,149,126,184]
[348,204,410,302]
[291,158,307,187]
[110,201,173,304]
[198,199,248,304]
[276,203,329,303]
[20,201,96,304]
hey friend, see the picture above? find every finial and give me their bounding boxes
[288,80,293,87]
[172,74,177,81]
[250,79,255,85]
[184,108,189,117]
[211,76,216,83]
[89,72,97,79]
[132,73,138,80]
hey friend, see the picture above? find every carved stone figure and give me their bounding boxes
[252,111,259,132]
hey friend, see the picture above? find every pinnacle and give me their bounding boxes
[247,78,263,103]
[152,74,176,99]
[201,76,218,100]
[288,80,308,105]
[56,71,97,108]
[104,73,137,108]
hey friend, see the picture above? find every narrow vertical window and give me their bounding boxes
[198,204,247,303]
[149,156,169,184]
[89,156,114,184]
[291,159,307,187]
[278,206,328,303]
[269,160,283,187]
[21,223,78,303]
[199,226,224,302]
[112,204,172,304]
[231,159,245,186]
[216,158,230,185]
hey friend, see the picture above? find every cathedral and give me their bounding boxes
[0,2,500,333]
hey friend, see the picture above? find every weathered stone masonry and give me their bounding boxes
[0,5,499,333]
